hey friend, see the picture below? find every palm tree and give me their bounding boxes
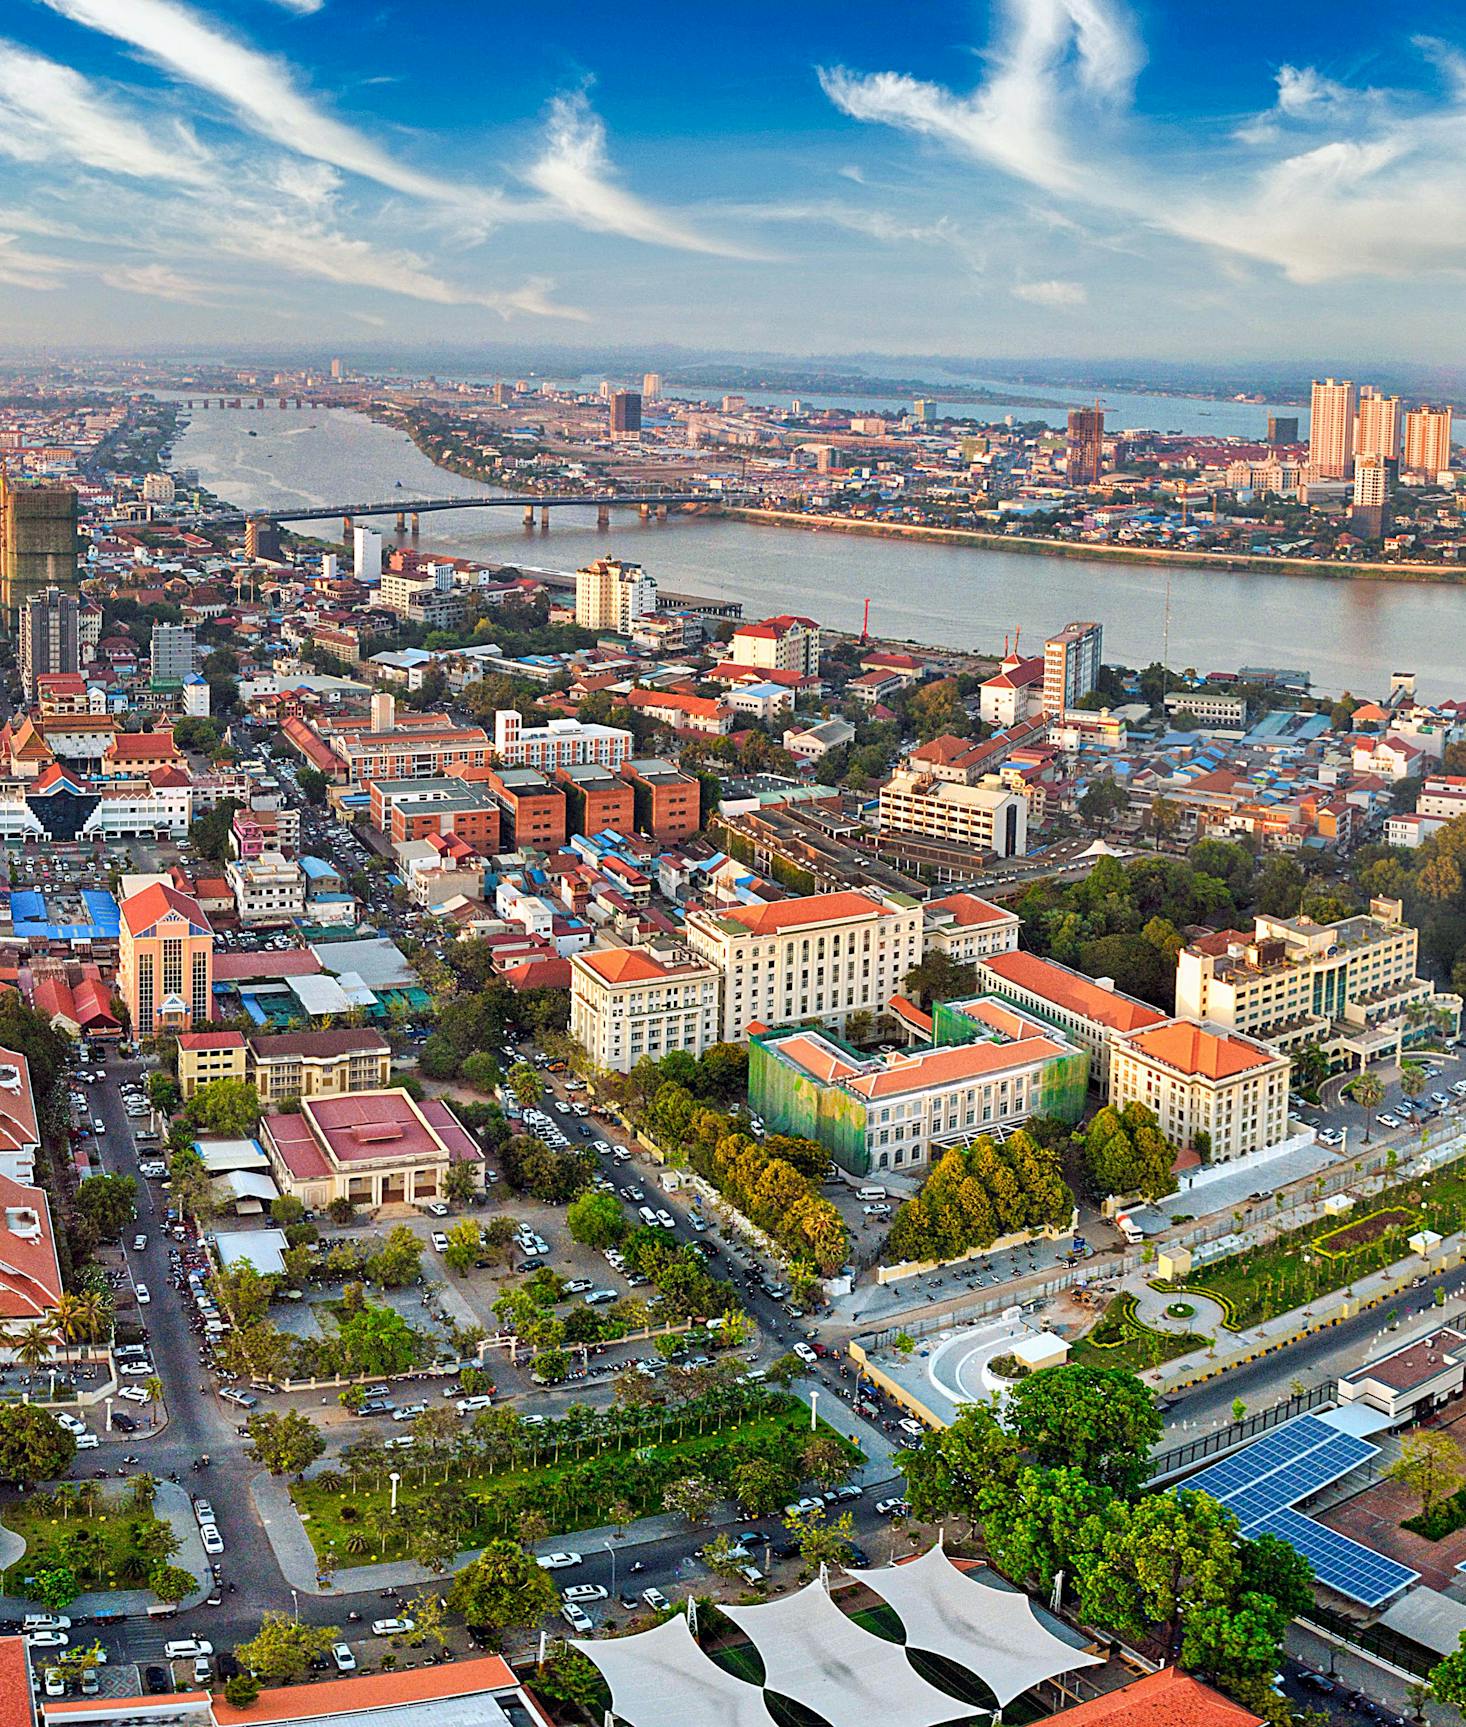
[72,1291,112,1355]
[14,1319,53,1371]
[51,1293,84,1366]
[1401,1063,1428,1105]
[1347,1071,1387,1142]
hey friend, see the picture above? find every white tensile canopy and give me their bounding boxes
[569,1616,776,1727]
[846,1544,1103,1707]
[721,1580,971,1727]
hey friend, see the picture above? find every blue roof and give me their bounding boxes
[299,857,338,880]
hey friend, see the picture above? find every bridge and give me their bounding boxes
[133,490,733,537]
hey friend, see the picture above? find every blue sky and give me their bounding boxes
[4,0,1466,361]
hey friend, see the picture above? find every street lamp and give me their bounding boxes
[291,1588,299,1623]
[604,1539,616,1598]
[389,1471,401,1513]
[809,1389,819,1433]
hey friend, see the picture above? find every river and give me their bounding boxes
[170,404,1466,699]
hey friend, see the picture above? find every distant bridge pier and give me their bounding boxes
[539,504,550,530]
[410,512,420,535]
[256,397,265,408]
[395,511,406,533]
[523,504,535,528]
[656,503,667,522]
[343,515,353,538]
[597,504,610,530]
[639,503,650,520]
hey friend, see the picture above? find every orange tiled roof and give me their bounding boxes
[576,948,707,985]
[209,1658,521,1726]
[979,950,1166,1033]
[1045,1668,1262,1727]
[718,890,895,936]
[925,891,1013,928]
[119,882,211,937]
[849,1035,1067,1099]
[1122,1019,1279,1080]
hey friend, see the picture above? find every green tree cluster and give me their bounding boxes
[886,1130,1074,1263]
[1082,1102,1182,1199]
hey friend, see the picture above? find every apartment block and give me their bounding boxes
[751,998,1087,1178]
[119,883,213,1037]
[619,756,701,842]
[728,614,821,677]
[1109,1018,1290,1163]
[570,943,722,1072]
[369,777,502,850]
[575,557,657,632]
[971,949,1167,1087]
[556,762,635,838]
[247,1028,393,1105]
[176,1029,248,1099]
[625,689,734,736]
[877,768,1028,858]
[484,767,567,850]
[493,709,632,773]
[226,852,306,926]
[686,887,924,1041]
[1174,899,1461,1069]
[1042,620,1102,716]
[303,695,490,785]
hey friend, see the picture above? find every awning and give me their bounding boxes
[570,1616,775,1727]
[721,1580,970,1727]
[845,1546,1102,1707]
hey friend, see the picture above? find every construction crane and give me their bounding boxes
[861,597,871,643]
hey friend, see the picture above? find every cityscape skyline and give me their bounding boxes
[5,0,1466,356]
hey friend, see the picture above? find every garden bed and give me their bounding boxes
[1071,1294,1211,1372]
[1315,1207,1418,1258]
[1,1482,178,1598]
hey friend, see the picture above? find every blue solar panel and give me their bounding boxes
[1178,1415,1414,1608]
[1262,1509,1417,1609]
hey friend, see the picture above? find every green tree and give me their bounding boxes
[663,1474,719,1525]
[75,1173,139,1241]
[149,1563,198,1604]
[235,1612,339,1684]
[783,1504,856,1569]
[297,767,329,804]
[246,1409,327,1477]
[566,1189,628,1250]
[902,951,977,1009]
[447,1539,556,1634]
[459,1051,503,1095]
[224,1675,261,1710]
[1387,1428,1464,1520]
[0,1404,76,1484]
[507,1062,543,1107]
[336,1303,423,1376]
[1006,1365,1161,1494]
[182,1078,261,1137]
[1346,1071,1386,1141]
[441,1220,484,1276]
[147,1072,180,1116]
[30,1566,79,1609]
[366,1225,425,1288]
[1400,1062,1428,1104]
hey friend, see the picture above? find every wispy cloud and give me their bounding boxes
[266,0,324,13]
[525,89,754,257]
[101,261,218,302]
[0,234,70,290]
[0,40,211,183]
[37,0,489,208]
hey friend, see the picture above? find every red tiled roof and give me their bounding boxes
[120,883,211,938]
[1046,1668,1262,1727]
[1123,1019,1280,1080]
[178,1032,247,1051]
[978,950,1166,1034]
[0,1637,33,1727]
[0,1173,62,1320]
[213,951,321,981]
[717,890,898,936]
[107,730,178,760]
[925,891,1014,929]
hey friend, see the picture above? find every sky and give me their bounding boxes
[5,0,1466,363]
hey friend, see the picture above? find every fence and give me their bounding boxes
[1301,1604,1435,1680]
[1145,1383,1335,1482]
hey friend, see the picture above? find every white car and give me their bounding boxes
[119,1361,153,1377]
[118,1386,152,1404]
[135,1283,151,1306]
[392,1403,427,1423]
[641,1587,670,1612]
[23,1616,70,1632]
[430,1232,449,1253]
[535,1551,582,1571]
[75,1433,99,1451]
[792,1342,818,1364]
[456,1395,493,1416]
[423,1201,449,1218]
[560,1603,593,1634]
[194,1500,215,1525]
[784,1496,822,1518]
[200,1526,224,1556]
[898,1418,926,1437]
[163,1640,212,1661]
[27,1633,68,1650]
[370,1618,415,1638]
[132,1234,148,1250]
[561,1584,609,1604]
[655,1210,676,1230]
[55,1412,86,1436]
[331,1643,356,1673]
[875,1497,911,1517]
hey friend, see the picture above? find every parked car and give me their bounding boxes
[640,1587,670,1612]
[163,1640,212,1661]
[430,1232,449,1253]
[535,1552,582,1571]
[560,1603,594,1634]
[875,1497,911,1517]
[561,1584,608,1604]
[392,1403,427,1423]
[200,1526,224,1556]
[118,1386,151,1405]
[370,1619,415,1638]
[134,1283,151,1305]
[331,1644,356,1673]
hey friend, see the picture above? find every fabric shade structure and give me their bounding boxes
[569,1615,776,1727]
[845,1544,1103,1707]
[720,1579,972,1727]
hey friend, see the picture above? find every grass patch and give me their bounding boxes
[1071,1293,1210,1372]
[1185,1152,1466,1328]
[2,1482,177,1596]
[292,1404,861,1567]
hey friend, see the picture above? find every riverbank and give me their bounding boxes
[723,506,1466,587]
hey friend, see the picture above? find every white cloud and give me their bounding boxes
[267,0,324,13]
[38,0,487,208]
[1013,278,1086,306]
[100,261,217,301]
[0,234,69,290]
[0,40,211,183]
[525,89,753,256]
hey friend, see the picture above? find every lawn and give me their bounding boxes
[291,1405,863,1567]
[1070,1293,1211,1372]
[1182,1150,1466,1329]
[1,1482,177,1597]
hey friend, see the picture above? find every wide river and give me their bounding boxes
[170,404,1466,699]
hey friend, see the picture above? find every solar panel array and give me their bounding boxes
[1180,1414,1418,1609]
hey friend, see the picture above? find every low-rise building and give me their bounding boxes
[619,757,701,842]
[492,709,632,772]
[261,1089,482,1209]
[751,999,1088,1177]
[556,762,635,838]
[177,1029,249,1099]
[368,777,502,850]
[1163,689,1249,728]
[783,717,855,763]
[1109,1017,1290,1162]
[972,949,1167,1086]
[248,1028,393,1105]
[1337,1326,1466,1427]
[227,852,306,926]
[483,766,567,850]
[625,688,734,736]
[570,942,722,1071]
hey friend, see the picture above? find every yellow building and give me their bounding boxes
[1109,1018,1290,1163]
[569,944,721,1073]
[176,1028,392,1103]
[176,1031,248,1098]
[119,883,214,1038]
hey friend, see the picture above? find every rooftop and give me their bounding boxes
[708,888,914,938]
[1122,1018,1282,1080]
[1346,1327,1466,1393]
[978,949,1167,1033]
